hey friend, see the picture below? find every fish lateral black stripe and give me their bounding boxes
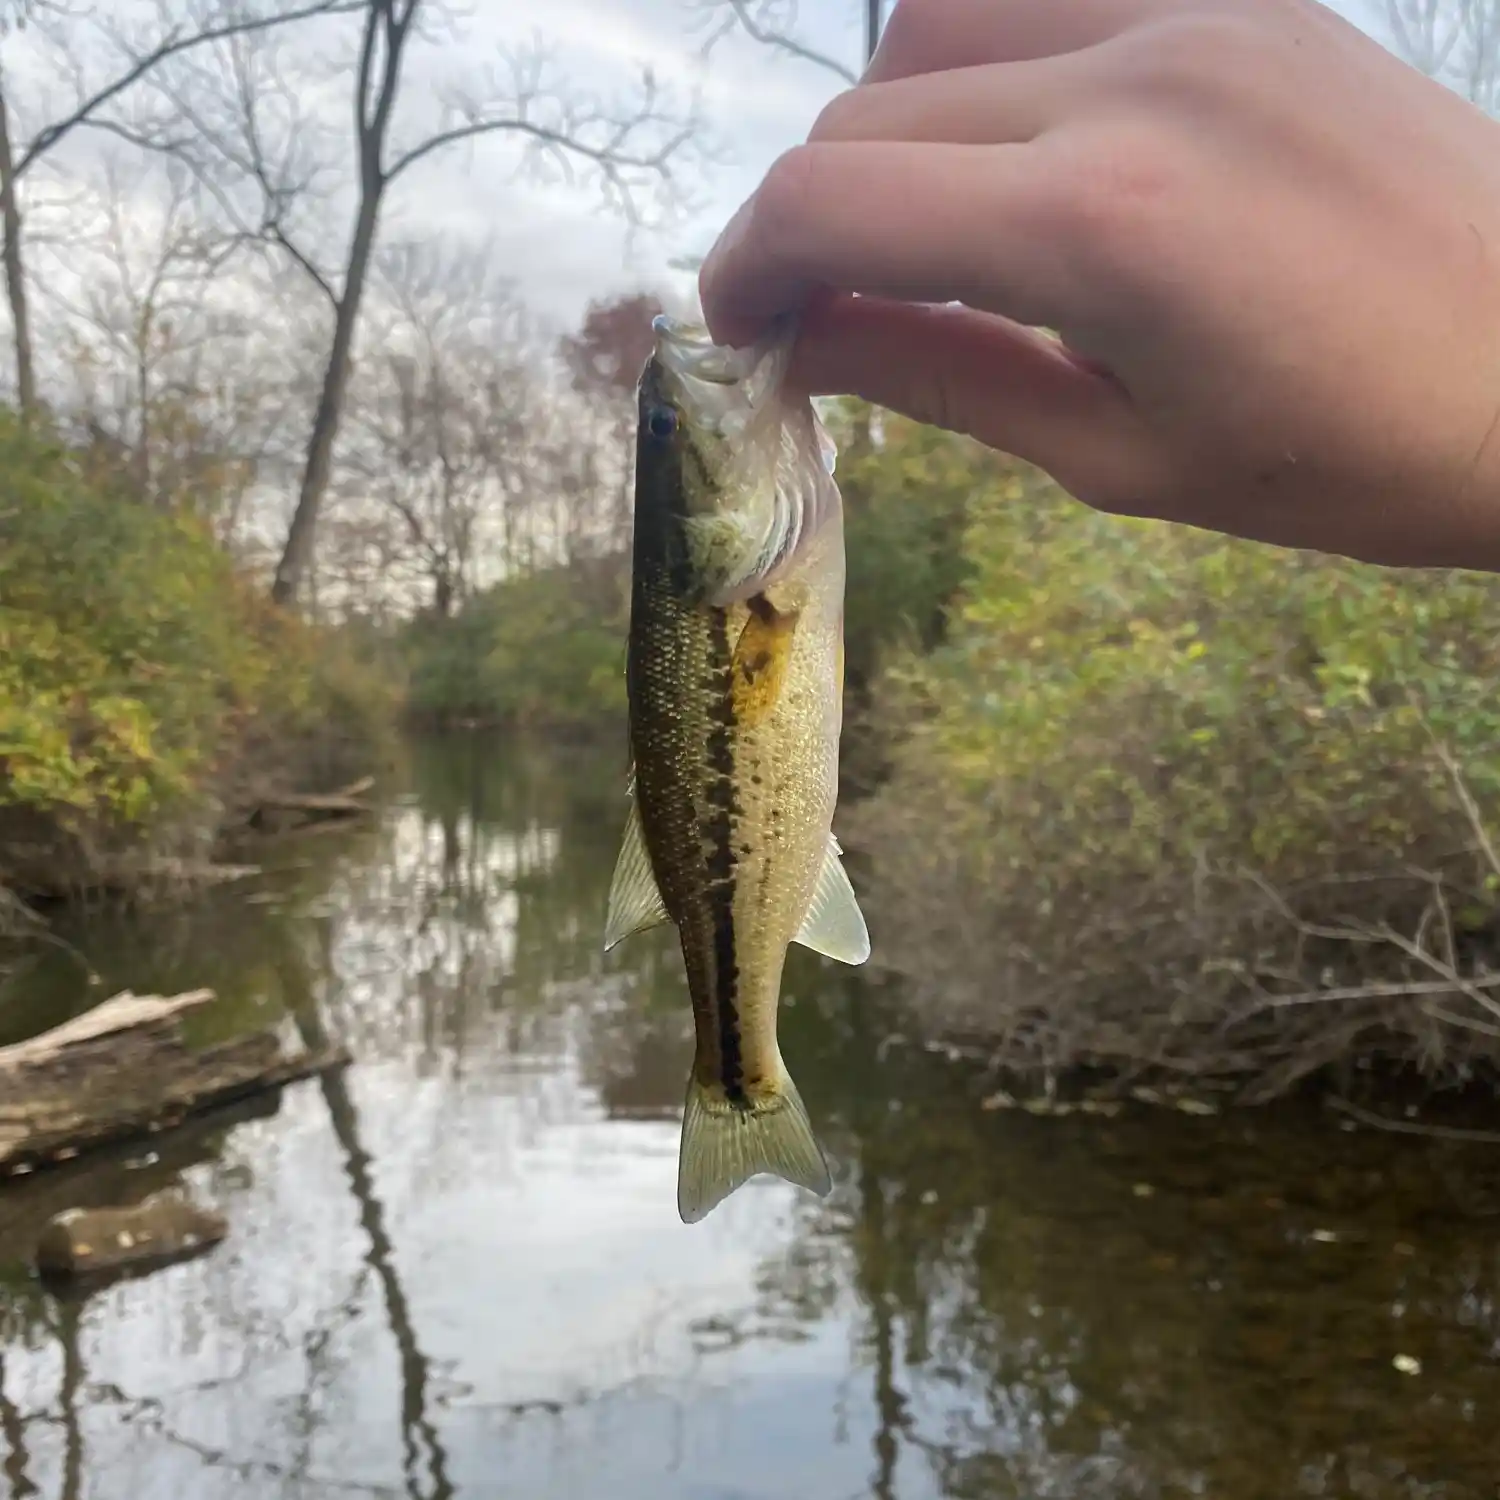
[704,605,746,1106]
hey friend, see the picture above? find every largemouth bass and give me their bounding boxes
[603,314,871,1225]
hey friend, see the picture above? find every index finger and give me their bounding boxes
[697,139,1081,348]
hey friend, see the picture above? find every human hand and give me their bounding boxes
[698,0,1500,570]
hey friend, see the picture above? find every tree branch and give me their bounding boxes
[263,219,338,306]
[704,0,858,83]
[17,0,364,180]
[385,113,687,186]
[107,28,343,311]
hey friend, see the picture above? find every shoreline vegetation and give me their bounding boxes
[0,413,397,912]
[837,412,1500,1103]
[11,378,1500,1112]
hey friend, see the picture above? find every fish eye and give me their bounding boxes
[648,406,678,441]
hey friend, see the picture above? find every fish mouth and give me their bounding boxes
[651,315,751,388]
[649,314,797,440]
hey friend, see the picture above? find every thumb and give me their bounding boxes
[787,293,1155,505]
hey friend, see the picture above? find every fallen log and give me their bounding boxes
[243,774,376,834]
[0,989,348,1180]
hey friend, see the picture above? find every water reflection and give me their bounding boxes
[0,732,1498,1498]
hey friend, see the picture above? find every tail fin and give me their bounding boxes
[677,1064,833,1225]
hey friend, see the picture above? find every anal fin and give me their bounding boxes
[792,833,871,966]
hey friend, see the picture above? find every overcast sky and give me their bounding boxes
[391,0,868,332]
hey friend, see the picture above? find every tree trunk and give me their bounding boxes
[865,0,883,65]
[270,188,384,606]
[0,82,37,421]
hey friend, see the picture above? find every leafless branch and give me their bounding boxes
[262,220,336,305]
[1328,1093,1500,1143]
[15,0,363,178]
[696,0,858,83]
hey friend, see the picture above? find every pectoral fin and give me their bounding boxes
[603,794,669,952]
[793,834,871,965]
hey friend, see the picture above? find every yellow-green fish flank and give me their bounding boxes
[603,315,871,1225]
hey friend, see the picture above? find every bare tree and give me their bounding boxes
[0,0,353,420]
[54,155,228,501]
[134,0,699,608]
[341,239,535,617]
[696,0,885,79]
[39,148,315,547]
[1386,0,1500,111]
[696,0,859,81]
[664,1,877,277]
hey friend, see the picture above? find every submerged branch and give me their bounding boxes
[1328,1093,1500,1144]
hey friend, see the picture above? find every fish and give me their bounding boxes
[602,313,871,1226]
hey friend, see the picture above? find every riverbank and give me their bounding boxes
[0,414,398,909]
[15,384,1500,1109]
[839,437,1500,1101]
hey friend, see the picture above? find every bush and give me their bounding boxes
[825,403,986,694]
[0,414,393,891]
[402,558,627,734]
[847,445,1500,1096]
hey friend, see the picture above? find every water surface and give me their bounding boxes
[1,734,1498,1500]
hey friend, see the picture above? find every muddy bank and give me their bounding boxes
[1,772,380,911]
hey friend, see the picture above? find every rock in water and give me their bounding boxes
[34,1187,228,1278]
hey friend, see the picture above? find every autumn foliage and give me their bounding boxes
[0,413,391,892]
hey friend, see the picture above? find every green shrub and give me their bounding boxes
[0,413,393,884]
[403,559,627,734]
[847,444,1500,1094]
[825,402,986,693]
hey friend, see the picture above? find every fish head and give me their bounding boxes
[636,314,839,606]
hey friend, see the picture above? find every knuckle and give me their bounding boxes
[1121,11,1275,93]
[1039,128,1186,260]
[753,145,827,244]
[809,88,864,142]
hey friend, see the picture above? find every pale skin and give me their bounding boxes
[698,0,1500,573]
